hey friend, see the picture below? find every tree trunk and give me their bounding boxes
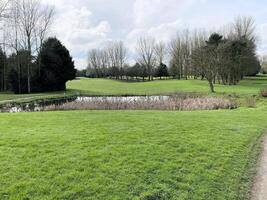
[208,80,215,93]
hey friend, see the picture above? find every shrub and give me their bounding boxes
[260,88,267,97]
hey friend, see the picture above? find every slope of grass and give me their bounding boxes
[0,90,79,105]
[67,77,267,96]
[1,109,267,199]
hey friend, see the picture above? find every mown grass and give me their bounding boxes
[1,108,267,199]
[67,76,267,96]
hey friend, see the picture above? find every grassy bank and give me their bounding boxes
[67,77,267,96]
[1,108,267,199]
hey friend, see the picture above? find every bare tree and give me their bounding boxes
[99,49,110,76]
[169,30,193,79]
[34,5,54,75]
[136,37,156,81]
[1,23,8,91]
[169,33,183,79]
[87,49,102,78]
[181,29,191,79]
[4,0,22,92]
[18,0,54,93]
[233,16,256,42]
[260,55,267,74]
[107,41,127,79]
[190,29,207,79]
[192,46,217,92]
[154,41,166,65]
[117,41,127,79]
[34,5,54,54]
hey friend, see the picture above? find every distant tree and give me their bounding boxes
[169,30,191,79]
[125,65,136,80]
[192,33,223,92]
[154,41,166,66]
[76,69,87,77]
[87,49,102,78]
[8,50,29,93]
[109,66,120,79]
[155,63,168,79]
[205,33,223,92]
[243,57,261,76]
[37,37,76,91]
[136,37,157,81]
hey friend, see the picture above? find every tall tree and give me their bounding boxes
[107,41,127,79]
[155,63,168,79]
[37,37,76,91]
[136,37,156,81]
[192,33,223,92]
[154,41,166,66]
[18,0,54,93]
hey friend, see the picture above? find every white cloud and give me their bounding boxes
[43,0,267,69]
[258,23,267,56]
[48,2,112,69]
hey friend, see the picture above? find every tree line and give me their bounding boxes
[0,0,76,94]
[86,16,261,92]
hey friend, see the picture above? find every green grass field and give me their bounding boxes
[1,77,267,199]
[1,109,267,199]
[67,77,267,96]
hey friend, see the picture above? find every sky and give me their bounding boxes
[46,0,267,69]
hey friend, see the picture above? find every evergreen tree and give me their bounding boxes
[155,63,169,79]
[37,38,76,91]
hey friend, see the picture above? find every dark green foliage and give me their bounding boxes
[155,63,169,79]
[206,33,224,46]
[124,63,148,81]
[108,66,120,79]
[8,50,31,94]
[8,38,76,93]
[242,57,261,76]
[192,31,260,92]
[76,69,87,77]
[0,48,7,91]
[37,38,76,91]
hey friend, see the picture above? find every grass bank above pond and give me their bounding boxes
[1,108,267,199]
[68,76,267,96]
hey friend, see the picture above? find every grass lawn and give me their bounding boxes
[1,108,267,199]
[67,77,267,96]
